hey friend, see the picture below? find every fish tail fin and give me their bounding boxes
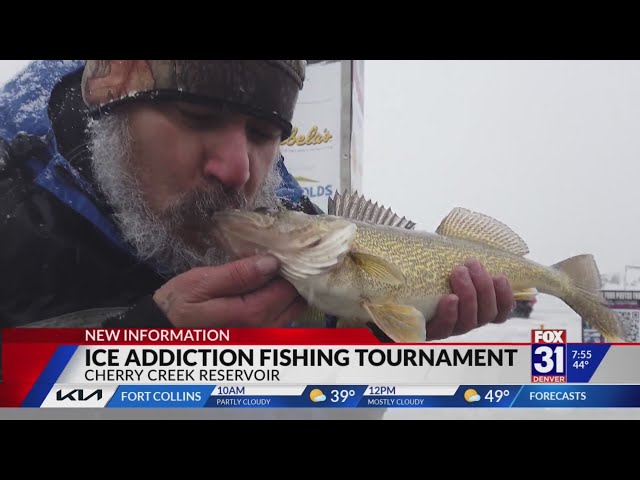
[552,254,626,342]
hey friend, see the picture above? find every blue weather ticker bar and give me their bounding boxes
[103,384,640,408]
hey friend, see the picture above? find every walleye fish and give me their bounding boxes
[212,192,624,343]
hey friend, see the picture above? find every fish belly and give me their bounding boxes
[296,278,370,320]
[295,275,443,324]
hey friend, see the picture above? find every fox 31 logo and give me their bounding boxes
[531,330,567,383]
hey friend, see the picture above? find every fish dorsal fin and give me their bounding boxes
[436,207,529,256]
[328,190,417,230]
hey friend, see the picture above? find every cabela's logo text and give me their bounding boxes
[281,126,333,147]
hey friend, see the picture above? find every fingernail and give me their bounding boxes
[454,266,468,277]
[448,295,459,314]
[494,275,508,290]
[256,255,279,275]
[466,260,482,275]
[455,266,472,285]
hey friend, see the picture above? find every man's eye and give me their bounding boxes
[176,107,216,125]
[247,126,280,142]
[183,112,213,123]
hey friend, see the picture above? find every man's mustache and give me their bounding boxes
[162,182,248,226]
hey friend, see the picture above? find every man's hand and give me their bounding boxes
[152,255,307,328]
[426,259,514,341]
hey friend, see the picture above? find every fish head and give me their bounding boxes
[211,208,281,259]
[211,209,358,278]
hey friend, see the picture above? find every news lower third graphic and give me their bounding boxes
[0,328,638,408]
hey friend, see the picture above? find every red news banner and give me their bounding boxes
[7,327,636,409]
[0,328,380,407]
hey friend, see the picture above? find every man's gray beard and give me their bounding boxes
[88,112,283,277]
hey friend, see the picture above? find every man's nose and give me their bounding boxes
[202,123,250,189]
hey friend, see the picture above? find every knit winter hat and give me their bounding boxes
[81,60,306,137]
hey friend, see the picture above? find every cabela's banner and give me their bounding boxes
[281,60,364,213]
[2,328,640,408]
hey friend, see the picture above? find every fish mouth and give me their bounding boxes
[251,206,281,216]
[211,210,278,259]
[213,209,278,230]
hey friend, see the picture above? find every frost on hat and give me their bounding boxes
[81,60,306,136]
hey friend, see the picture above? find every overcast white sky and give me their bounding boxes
[362,60,640,277]
[2,60,638,277]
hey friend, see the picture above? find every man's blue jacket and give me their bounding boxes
[0,60,321,327]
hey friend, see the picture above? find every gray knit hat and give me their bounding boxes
[81,60,306,137]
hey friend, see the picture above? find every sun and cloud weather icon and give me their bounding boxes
[309,389,327,403]
[464,389,481,403]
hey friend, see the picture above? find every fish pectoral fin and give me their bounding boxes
[293,306,328,328]
[336,317,363,329]
[350,252,405,285]
[362,301,426,343]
